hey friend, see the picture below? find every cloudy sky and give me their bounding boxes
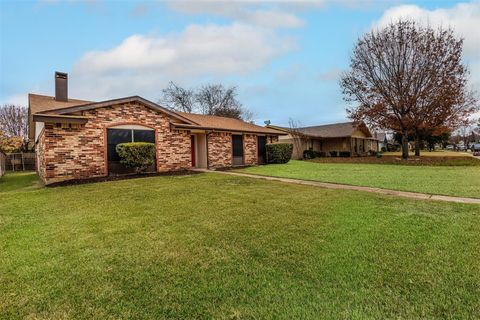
[1,0,479,126]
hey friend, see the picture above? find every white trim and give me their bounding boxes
[109,124,154,130]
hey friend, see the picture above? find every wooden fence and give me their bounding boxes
[6,153,36,171]
[0,152,5,177]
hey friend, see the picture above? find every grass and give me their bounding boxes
[308,155,480,166]
[1,172,479,319]
[0,171,41,192]
[237,160,480,198]
[382,150,473,157]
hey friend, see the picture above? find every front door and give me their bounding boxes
[107,128,156,175]
[232,134,244,166]
[257,136,267,164]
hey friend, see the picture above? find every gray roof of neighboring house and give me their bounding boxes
[270,121,373,138]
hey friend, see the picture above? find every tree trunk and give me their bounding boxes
[414,132,420,157]
[401,130,409,160]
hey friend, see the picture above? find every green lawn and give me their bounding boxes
[383,150,474,157]
[1,172,479,319]
[237,160,480,198]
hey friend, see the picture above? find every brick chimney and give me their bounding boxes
[55,71,68,101]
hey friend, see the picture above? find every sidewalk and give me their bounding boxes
[194,169,480,204]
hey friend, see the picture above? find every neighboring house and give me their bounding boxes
[270,122,378,159]
[374,131,388,151]
[30,72,284,185]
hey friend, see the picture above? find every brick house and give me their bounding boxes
[30,72,284,184]
[269,122,378,159]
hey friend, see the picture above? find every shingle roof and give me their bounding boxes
[175,112,285,135]
[28,93,92,139]
[29,93,92,115]
[38,96,196,125]
[270,121,373,138]
[28,93,284,137]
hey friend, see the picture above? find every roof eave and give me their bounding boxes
[33,114,89,124]
[39,96,197,125]
[171,123,287,135]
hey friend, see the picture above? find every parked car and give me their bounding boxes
[473,143,480,152]
[445,145,455,150]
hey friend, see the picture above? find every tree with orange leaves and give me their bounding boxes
[341,20,478,159]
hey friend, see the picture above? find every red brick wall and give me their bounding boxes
[37,102,192,184]
[243,134,257,165]
[207,132,232,168]
[207,133,276,168]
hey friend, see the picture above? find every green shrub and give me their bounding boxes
[116,142,156,173]
[303,149,316,159]
[303,150,328,159]
[266,143,293,164]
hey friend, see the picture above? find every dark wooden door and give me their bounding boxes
[257,136,267,164]
[232,135,244,166]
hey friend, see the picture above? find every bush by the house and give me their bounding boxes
[267,143,293,164]
[381,146,387,152]
[116,142,156,173]
[303,149,316,159]
[303,150,328,159]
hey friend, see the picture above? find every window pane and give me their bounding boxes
[133,130,155,143]
[107,129,132,144]
[107,129,132,161]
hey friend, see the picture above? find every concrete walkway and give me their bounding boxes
[194,169,480,204]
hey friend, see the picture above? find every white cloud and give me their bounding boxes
[168,1,306,28]
[71,23,296,99]
[373,2,480,87]
[318,68,342,81]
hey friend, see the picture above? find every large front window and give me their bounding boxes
[107,127,155,174]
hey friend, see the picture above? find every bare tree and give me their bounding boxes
[0,104,28,138]
[196,84,245,120]
[340,20,478,159]
[159,82,196,113]
[159,83,252,120]
[288,118,308,159]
